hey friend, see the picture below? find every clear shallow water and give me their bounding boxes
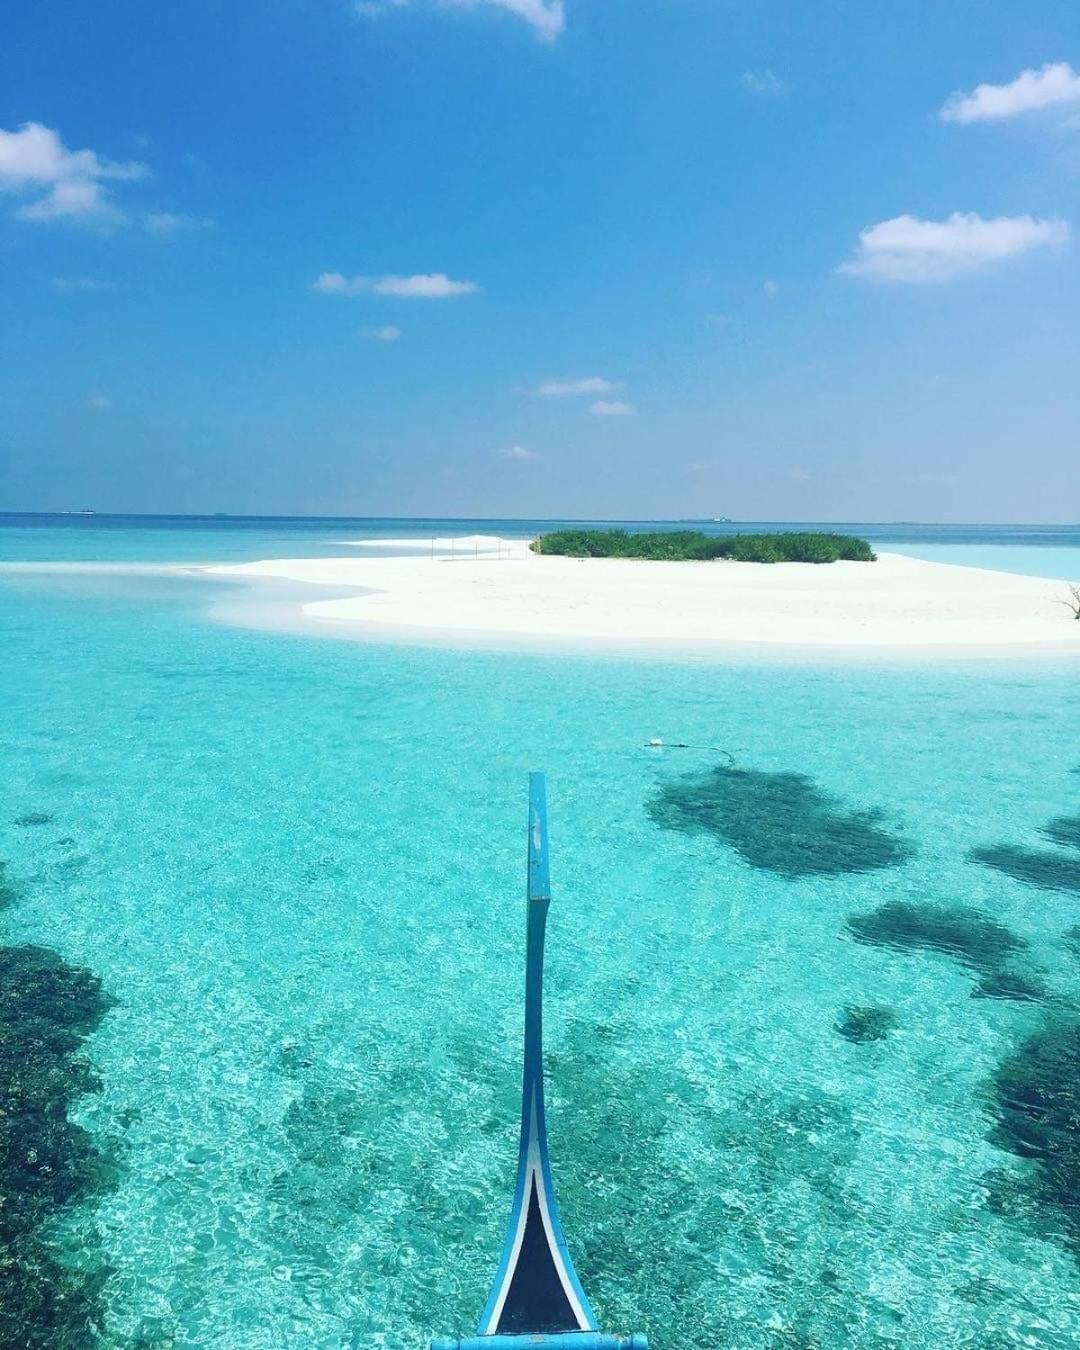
[2,522,1080,1348]
[878,543,1080,582]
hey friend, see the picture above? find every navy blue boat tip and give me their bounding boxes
[431,775,647,1350]
[431,1337,649,1349]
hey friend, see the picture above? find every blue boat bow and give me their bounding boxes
[432,774,647,1350]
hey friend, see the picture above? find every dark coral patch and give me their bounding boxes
[1040,815,1080,852]
[13,811,55,828]
[846,902,1047,1004]
[0,861,18,911]
[836,1005,898,1043]
[648,766,913,877]
[988,1015,1080,1262]
[847,902,1026,971]
[971,968,1050,1004]
[970,844,1080,895]
[0,944,116,1345]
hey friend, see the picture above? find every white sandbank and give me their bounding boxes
[344,534,508,552]
[199,538,1080,657]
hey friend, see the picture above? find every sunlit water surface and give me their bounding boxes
[2,519,1079,1348]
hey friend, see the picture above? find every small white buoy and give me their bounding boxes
[647,737,664,747]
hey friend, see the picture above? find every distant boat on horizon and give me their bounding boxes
[58,509,97,516]
[677,516,734,524]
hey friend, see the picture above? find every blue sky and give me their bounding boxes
[2,1,1078,521]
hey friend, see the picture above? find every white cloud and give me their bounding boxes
[87,394,111,410]
[0,122,145,188]
[0,122,146,225]
[356,0,565,41]
[366,325,402,341]
[496,444,540,460]
[939,62,1080,124]
[763,279,779,297]
[741,69,783,96]
[314,272,363,295]
[18,178,123,225]
[445,1,565,41]
[375,272,477,297]
[838,212,1070,283]
[314,271,478,297]
[590,399,636,417]
[535,376,617,397]
[144,210,214,234]
[50,275,112,292]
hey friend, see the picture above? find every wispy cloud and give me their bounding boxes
[87,394,112,410]
[535,376,617,397]
[838,212,1070,283]
[144,210,214,234]
[741,69,783,97]
[50,276,113,292]
[939,62,1080,124]
[356,0,565,41]
[366,325,402,341]
[496,444,540,460]
[314,271,479,298]
[355,0,408,14]
[590,399,636,417]
[763,279,779,297]
[455,0,565,41]
[0,121,146,226]
[315,272,370,296]
[17,179,127,224]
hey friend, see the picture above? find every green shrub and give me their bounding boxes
[530,529,876,563]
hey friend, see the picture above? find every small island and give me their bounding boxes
[530,529,877,563]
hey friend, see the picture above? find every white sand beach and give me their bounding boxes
[200,537,1080,656]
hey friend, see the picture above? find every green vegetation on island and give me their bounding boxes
[530,529,877,563]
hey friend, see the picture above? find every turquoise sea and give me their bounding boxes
[2,517,1079,1349]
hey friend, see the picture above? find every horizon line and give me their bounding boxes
[2,511,1078,529]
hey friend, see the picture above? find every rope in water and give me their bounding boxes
[644,739,736,765]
